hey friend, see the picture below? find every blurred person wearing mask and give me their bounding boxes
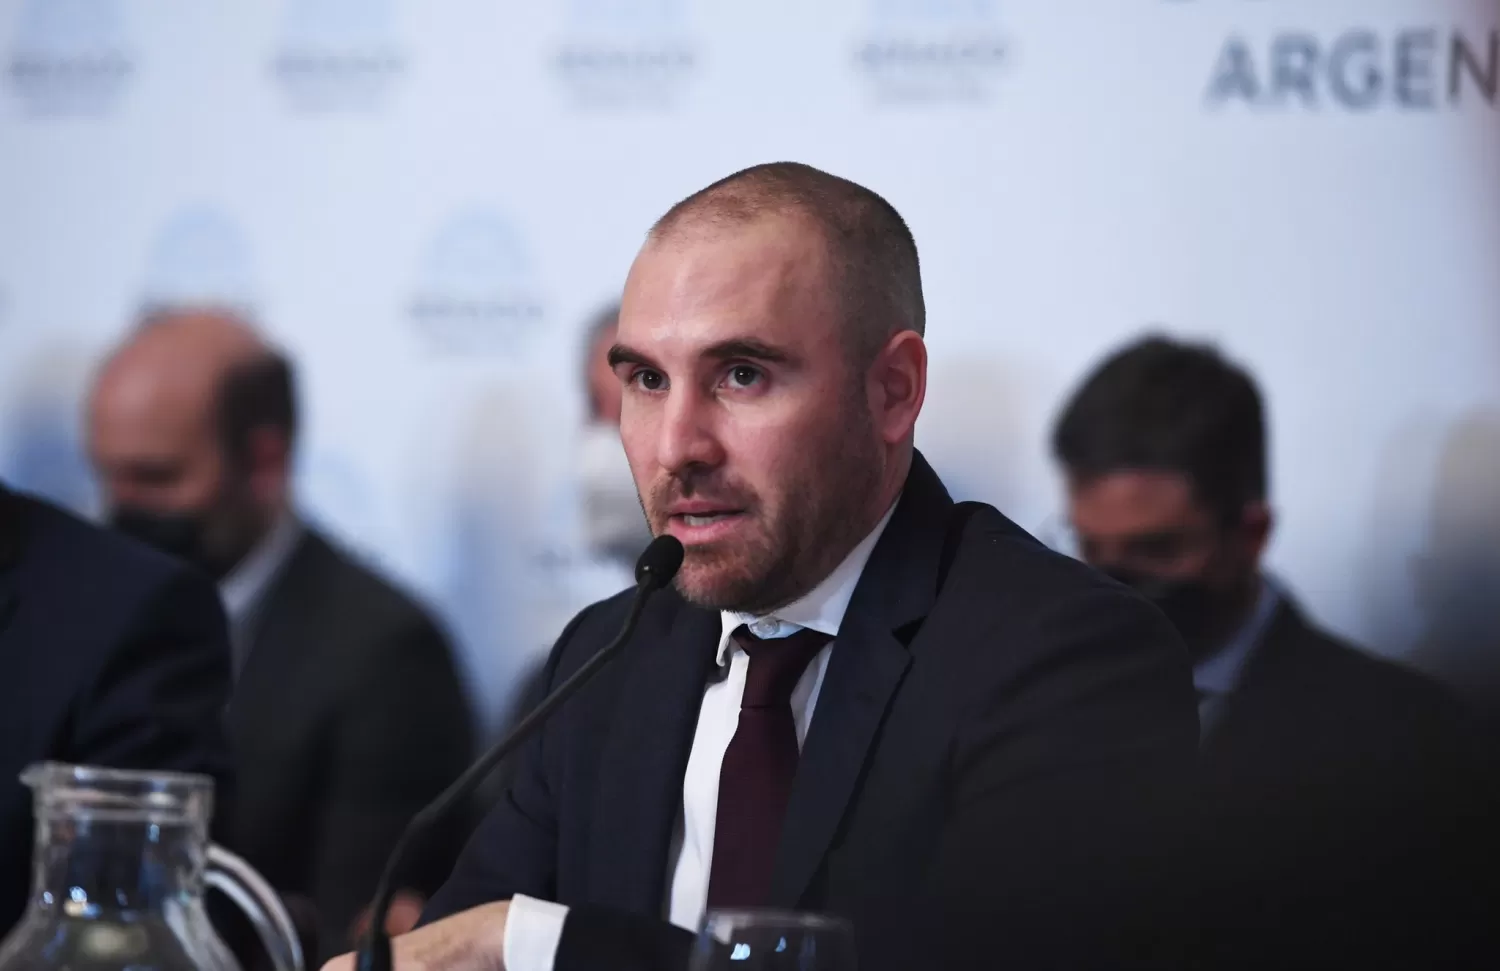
[1051,334,1494,967]
[87,308,476,960]
[576,302,653,577]
[502,304,651,719]
[487,304,655,785]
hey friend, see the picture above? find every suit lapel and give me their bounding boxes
[769,611,911,907]
[588,600,719,913]
[1202,600,1309,760]
[769,451,954,907]
[226,532,317,740]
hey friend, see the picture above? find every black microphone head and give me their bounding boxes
[635,535,685,590]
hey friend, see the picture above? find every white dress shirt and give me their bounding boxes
[503,501,900,971]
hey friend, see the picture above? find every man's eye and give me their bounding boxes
[632,369,665,391]
[725,365,761,389]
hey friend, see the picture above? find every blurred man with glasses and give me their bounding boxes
[1050,334,1493,967]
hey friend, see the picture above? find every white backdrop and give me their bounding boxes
[1,0,1497,730]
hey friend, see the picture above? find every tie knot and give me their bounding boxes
[733,625,831,709]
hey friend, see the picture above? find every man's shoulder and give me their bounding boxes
[1263,606,1462,716]
[276,526,450,643]
[5,488,206,608]
[555,586,652,653]
[0,489,225,695]
[1227,603,1474,759]
[944,503,1146,625]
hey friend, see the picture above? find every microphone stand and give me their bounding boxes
[356,536,682,971]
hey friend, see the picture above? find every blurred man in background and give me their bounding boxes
[0,481,232,934]
[576,301,654,586]
[488,303,653,794]
[1050,334,1492,966]
[86,308,475,960]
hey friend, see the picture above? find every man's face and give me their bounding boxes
[1067,469,1265,653]
[614,217,883,612]
[88,376,263,578]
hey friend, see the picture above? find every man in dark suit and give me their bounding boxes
[327,163,1200,971]
[0,482,233,933]
[1050,335,1495,966]
[87,309,476,959]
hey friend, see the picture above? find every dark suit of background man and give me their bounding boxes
[86,309,476,960]
[1050,335,1496,968]
[327,163,1200,971]
[0,483,233,933]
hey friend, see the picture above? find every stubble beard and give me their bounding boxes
[659,405,886,614]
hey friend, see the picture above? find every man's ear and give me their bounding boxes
[1239,500,1274,564]
[245,426,291,507]
[868,330,927,447]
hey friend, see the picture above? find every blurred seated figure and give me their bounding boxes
[491,303,652,783]
[86,308,476,960]
[0,481,233,934]
[576,301,654,589]
[1051,334,1493,966]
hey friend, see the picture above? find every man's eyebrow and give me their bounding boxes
[607,338,794,369]
[607,343,655,369]
[701,338,792,364]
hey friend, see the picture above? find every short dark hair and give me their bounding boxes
[217,351,297,467]
[650,162,924,365]
[1051,335,1267,519]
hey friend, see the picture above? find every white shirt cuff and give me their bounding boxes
[503,895,570,971]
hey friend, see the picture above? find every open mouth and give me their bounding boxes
[665,508,748,542]
[678,512,739,527]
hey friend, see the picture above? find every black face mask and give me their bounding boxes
[1103,567,1240,658]
[111,507,240,580]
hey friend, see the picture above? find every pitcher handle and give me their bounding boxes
[206,843,306,971]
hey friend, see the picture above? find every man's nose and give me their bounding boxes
[656,386,725,475]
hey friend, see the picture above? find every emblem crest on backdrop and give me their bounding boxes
[6,0,134,118]
[551,0,698,110]
[407,207,547,357]
[271,0,406,113]
[852,0,1011,105]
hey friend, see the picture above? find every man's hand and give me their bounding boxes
[348,891,428,946]
[321,901,510,971]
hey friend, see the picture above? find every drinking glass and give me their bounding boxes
[688,910,857,971]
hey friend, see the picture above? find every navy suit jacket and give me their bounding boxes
[1193,600,1497,967]
[0,486,234,933]
[426,454,1199,970]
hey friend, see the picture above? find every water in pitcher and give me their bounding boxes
[0,764,301,971]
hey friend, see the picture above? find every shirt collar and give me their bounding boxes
[1193,576,1280,698]
[219,511,303,626]
[716,497,900,666]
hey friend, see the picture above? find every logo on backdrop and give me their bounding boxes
[139,206,259,315]
[551,0,698,109]
[852,0,1011,105]
[408,208,546,355]
[6,0,134,117]
[271,0,406,113]
[1204,27,1498,112]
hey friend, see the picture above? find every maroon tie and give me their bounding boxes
[705,624,832,910]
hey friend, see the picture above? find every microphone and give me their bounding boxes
[356,535,685,971]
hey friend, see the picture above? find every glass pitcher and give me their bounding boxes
[0,763,304,971]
